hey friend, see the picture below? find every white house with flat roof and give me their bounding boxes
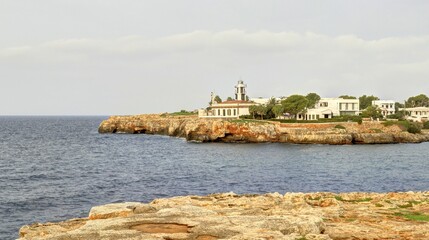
[250,97,270,105]
[297,98,360,120]
[372,100,396,117]
[250,97,283,105]
[400,107,429,122]
[198,80,254,118]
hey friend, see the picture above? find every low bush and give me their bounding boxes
[423,121,429,129]
[169,110,197,116]
[334,125,346,129]
[239,114,253,119]
[407,123,421,134]
[370,128,383,133]
[386,112,405,120]
[394,211,429,222]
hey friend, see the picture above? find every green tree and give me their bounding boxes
[263,98,278,119]
[338,95,357,99]
[272,105,285,118]
[226,97,233,101]
[395,102,405,111]
[249,105,258,119]
[249,105,267,119]
[361,105,383,119]
[214,95,222,103]
[209,95,222,105]
[256,105,268,119]
[405,94,429,107]
[359,95,379,110]
[281,95,309,119]
[305,93,321,108]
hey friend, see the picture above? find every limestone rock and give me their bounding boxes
[98,114,429,144]
[19,192,429,240]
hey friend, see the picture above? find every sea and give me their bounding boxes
[1,116,428,239]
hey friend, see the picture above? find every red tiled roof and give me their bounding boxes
[216,100,251,104]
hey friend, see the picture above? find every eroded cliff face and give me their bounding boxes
[98,114,429,144]
[19,192,429,240]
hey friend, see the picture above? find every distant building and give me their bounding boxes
[250,97,271,105]
[250,97,283,105]
[400,107,429,122]
[297,98,360,120]
[372,100,396,117]
[198,80,253,118]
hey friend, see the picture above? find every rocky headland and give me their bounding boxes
[20,191,429,240]
[98,114,429,144]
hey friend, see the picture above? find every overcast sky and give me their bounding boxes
[1,0,429,115]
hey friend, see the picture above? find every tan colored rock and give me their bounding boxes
[98,114,429,144]
[19,192,429,240]
[88,202,145,220]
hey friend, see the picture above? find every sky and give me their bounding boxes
[1,0,429,115]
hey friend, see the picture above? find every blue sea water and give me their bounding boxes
[0,116,428,239]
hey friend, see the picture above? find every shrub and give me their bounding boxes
[239,114,253,119]
[370,128,383,133]
[384,120,415,132]
[169,110,196,116]
[386,112,405,120]
[407,123,421,134]
[394,211,429,222]
[341,115,363,124]
[423,121,429,129]
[334,125,346,129]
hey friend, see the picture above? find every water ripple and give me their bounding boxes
[0,116,429,239]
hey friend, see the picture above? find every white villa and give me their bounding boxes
[297,98,360,120]
[372,100,396,117]
[249,97,283,105]
[198,80,254,118]
[250,97,271,105]
[400,107,429,122]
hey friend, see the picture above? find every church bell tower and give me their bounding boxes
[234,80,247,101]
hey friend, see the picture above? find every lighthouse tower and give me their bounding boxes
[235,80,247,101]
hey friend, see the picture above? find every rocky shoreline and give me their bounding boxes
[98,114,429,144]
[19,191,429,240]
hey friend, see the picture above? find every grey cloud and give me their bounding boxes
[1,30,429,115]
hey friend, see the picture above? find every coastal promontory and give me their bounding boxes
[98,114,429,144]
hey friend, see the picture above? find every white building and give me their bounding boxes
[249,97,283,105]
[400,107,429,122]
[298,98,360,120]
[198,80,253,118]
[372,100,396,117]
[250,97,271,105]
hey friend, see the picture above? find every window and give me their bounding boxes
[223,109,226,116]
[218,109,220,115]
[233,109,236,115]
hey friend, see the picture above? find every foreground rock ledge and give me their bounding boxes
[20,192,429,240]
[98,114,429,144]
